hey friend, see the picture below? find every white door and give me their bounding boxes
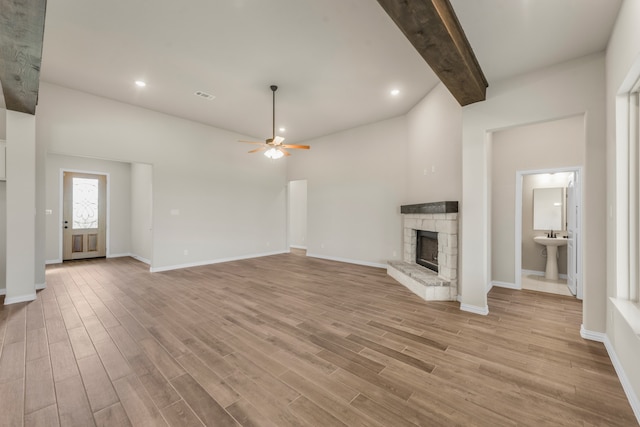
[566,174,578,296]
[63,172,107,260]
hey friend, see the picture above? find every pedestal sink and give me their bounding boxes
[533,236,568,280]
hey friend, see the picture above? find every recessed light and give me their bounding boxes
[390,89,400,96]
[135,80,146,87]
[279,127,286,132]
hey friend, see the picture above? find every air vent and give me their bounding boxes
[194,91,215,101]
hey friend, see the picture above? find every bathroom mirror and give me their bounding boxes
[533,187,565,230]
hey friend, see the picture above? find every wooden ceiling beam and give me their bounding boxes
[0,0,47,115]
[376,0,488,106]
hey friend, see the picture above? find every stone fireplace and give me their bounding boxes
[387,201,458,301]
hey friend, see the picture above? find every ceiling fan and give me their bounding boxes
[239,85,310,159]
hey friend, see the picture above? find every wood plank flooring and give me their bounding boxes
[0,251,636,426]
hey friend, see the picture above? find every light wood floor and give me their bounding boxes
[0,252,636,426]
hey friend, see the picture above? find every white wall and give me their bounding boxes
[131,163,153,264]
[491,117,584,284]
[0,110,4,293]
[45,154,132,262]
[6,111,36,303]
[606,0,640,417]
[462,53,606,319]
[287,117,408,267]
[0,107,5,138]
[38,82,288,271]
[406,83,462,203]
[0,182,5,294]
[285,83,463,269]
[288,179,307,249]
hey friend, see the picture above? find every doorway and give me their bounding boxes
[515,167,582,299]
[62,171,107,260]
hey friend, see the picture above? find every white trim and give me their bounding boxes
[486,282,493,293]
[460,303,489,316]
[289,245,307,250]
[0,289,5,296]
[46,258,62,265]
[603,335,640,423]
[580,325,605,342]
[35,283,46,291]
[130,254,151,265]
[305,253,387,269]
[149,250,289,273]
[4,292,37,305]
[107,253,133,259]
[492,280,520,290]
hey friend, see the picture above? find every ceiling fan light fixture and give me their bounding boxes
[264,147,284,159]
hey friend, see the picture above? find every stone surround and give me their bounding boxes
[387,202,458,301]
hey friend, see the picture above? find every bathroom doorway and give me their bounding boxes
[515,167,582,299]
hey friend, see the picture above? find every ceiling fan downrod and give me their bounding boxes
[271,85,277,141]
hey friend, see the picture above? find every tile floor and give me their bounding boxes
[521,273,574,296]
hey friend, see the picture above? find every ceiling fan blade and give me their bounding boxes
[281,144,310,150]
[280,148,291,157]
[273,136,285,145]
[248,147,267,153]
[239,140,265,145]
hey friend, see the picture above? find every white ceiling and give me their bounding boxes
[39,0,622,144]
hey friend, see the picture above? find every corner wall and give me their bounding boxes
[287,117,408,266]
[45,154,132,263]
[605,0,640,418]
[286,83,463,269]
[491,116,584,285]
[38,82,288,271]
[406,83,462,203]
[462,53,606,319]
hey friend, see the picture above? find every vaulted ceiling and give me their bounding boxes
[0,0,623,144]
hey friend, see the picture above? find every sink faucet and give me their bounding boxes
[548,230,556,238]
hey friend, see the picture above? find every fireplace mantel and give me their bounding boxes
[400,201,458,214]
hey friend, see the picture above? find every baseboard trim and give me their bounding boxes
[46,259,62,265]
[5,292,37,305]
[580,325,605,342]
[492,281,520,290]
[603,334,640,423]
[0,289,5,296]
[305,253,387,269]
[35,283,46,291]
[130,255,151,265]
[460,303,489,316]
[108,252,133,259]
[580,325,640,423]
[150,250,288,273]
[289,245,307,250]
